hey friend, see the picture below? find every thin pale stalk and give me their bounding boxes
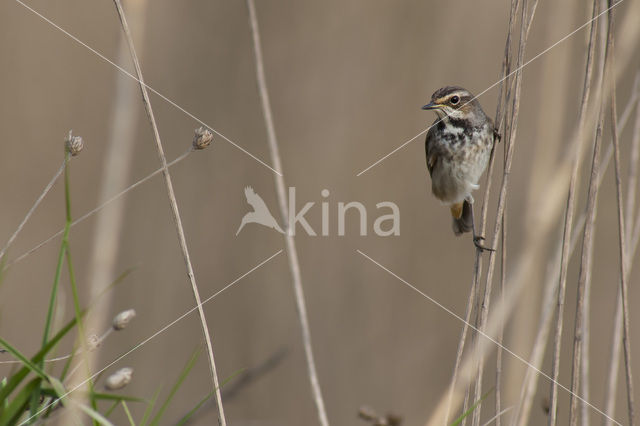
[473,0,537,423]
[0,161,64,261]
[112,1,226,425]
[567,98,604,426]
[604,75,640,426]
[495,209,506,426]
[5,149,191,271]
[607,3,635,422]
[624,73,640,248]
[245,1,329,425]
[514,81,638,426]
[545,1,600,424]
[567,0,622,422]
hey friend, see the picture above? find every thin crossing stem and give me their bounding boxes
[0,161,64,261]
[112,1,226,425]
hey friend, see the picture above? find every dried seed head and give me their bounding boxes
[87,334,100,351]
[65,130,84,156]
[113,309,136,330]
[105,367,133,390]
[193,126,213,150]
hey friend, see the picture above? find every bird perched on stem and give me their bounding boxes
[423,86,499,251]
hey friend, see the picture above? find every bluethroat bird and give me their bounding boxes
[423,86,498,252]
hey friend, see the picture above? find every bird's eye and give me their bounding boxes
[450,95,460,105]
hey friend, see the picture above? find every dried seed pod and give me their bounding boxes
[113,309,136,330]
[105,367,133,390]
[193,126,213,150]
[65,131,84,156]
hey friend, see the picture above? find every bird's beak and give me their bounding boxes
[422,102,441,110]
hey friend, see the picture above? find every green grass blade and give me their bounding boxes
[42,232,68,348]
[0,313,82,407]
[122,401,136,426]
[0,378,41,425]
[0,338,49,381]
[91,392,146,404]
[139,386,162,426]
[73,401,115,426]
[149,349,200,426]
[104,400,119,418]
[174,392,212,426]
[175,368,245,426]
[450,388,494,426]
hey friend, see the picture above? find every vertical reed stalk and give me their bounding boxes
[245,1,329,425]
[604,74,640,425]
[445,0,519,422]
[607,3,635,422]
[515,72,639,426]
[473,0,538,423]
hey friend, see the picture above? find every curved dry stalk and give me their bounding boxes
[245,1,329,425]
[111,1,227,425]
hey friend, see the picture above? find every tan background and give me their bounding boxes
[1,0,639,425]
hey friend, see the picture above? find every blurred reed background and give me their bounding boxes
[0,0,639,425]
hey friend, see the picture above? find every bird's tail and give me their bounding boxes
[450,200,473,236]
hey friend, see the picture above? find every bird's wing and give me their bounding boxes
[425,126,438,177]
[245,186,269,211]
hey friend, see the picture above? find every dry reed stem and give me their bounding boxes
[545,0,600,424]
[496,209,507,426]
[607,4,635,422]
[444,0,519,422]
[513,79,639,426]
[624,74,640,238]
[423,9,638,414]
[473,0,538,423]
[604,73,640,425]
[459,0,640,422]
[112,1,227,425]
[0,161,64,261]
[245,1,329,425]
[566,72,605,426]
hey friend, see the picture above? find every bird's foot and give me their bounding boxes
[473,235,495,252]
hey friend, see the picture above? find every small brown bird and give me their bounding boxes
[423,86,498,251]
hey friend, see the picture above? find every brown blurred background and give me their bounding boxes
[1,0,639,425]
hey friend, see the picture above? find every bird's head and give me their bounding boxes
[422,86,485,123]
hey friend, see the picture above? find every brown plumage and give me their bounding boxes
[423,86,497,250]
